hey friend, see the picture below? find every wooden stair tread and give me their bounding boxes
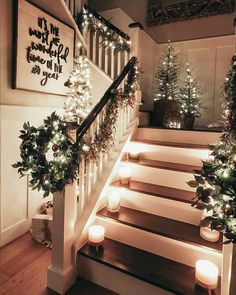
[69,277,118,294]
[133,139,208,149]
[124,158,201,173]
[79,238,220,295]
[111,179,196,204]
[97,207,222,252]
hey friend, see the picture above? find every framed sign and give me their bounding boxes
[13,0,75,95]
[147,0,235,26]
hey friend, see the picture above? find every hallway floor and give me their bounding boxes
[0,233,116,295]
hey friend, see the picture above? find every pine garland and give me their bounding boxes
[189,56,236,243]
[79,8,130,53]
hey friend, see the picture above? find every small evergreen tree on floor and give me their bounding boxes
[63,55,92,125]
[190,55,236,243]
[179,62,201,118]
[154,41,179,101]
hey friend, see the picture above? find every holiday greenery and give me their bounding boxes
[63,55,92,124]
[179,62,201,118]
[154,41,179,101]
[12,113,79,197]
[86,60,140,163]
[13,59,140,196]
[79,7,130,53]
[189,55,236,243]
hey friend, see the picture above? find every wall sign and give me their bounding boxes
[13,0,75,95]
[147,0,235,26]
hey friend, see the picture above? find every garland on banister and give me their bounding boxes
[83,60,140,164]
[188,55,236,243]
[12,113,80,197]
[79,8,131,53]
[13,58,140,196]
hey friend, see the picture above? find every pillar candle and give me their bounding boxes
[107,191,120,212]
[200,226,220,242]
[88,225,105,247]
[195,260,218,289]
[119,165,132,185]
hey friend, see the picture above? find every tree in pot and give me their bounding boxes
[179,62,201,129]
[153,41,179,127]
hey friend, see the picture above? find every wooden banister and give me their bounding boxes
[76,56,136,141]
[83,4,130,41]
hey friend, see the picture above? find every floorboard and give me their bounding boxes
[0,232,117,295]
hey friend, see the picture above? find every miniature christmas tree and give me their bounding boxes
[154,41,179,101]
[63,55,92,125]
[190,55,236,243]
[179,62,201,118]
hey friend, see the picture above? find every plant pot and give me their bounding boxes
[153,100,180,127]
[183,116,195,129]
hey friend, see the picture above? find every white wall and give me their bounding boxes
[0,0,111,246]
[101,7,234,126]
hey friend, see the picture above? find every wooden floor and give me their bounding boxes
[0,232,117,295]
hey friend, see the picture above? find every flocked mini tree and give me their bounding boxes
[179,62,201,118]
[154,41,179,101]
[190,55,236,243]
[63,55,92,125]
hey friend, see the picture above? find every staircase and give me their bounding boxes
[76,127,221,295]
[47,2,235,295]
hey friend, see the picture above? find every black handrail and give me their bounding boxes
[76,57,136,142]
[83,4,130,41]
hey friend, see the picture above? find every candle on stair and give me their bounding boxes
[195,260,218,289]
[200,210,220,242]
[88,225,105,248]
[200,226,220,242]
[119,165,132,185]
[107,190,121,212]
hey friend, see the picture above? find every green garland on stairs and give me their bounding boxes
[13,58,140,196]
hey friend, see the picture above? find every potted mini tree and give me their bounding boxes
[153,41,179,127]
[179,62,201,129]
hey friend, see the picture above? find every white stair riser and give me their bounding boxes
[96,216,222,273]
[117,163,195,191]
[77,255,173,295]
[109,187,201,225]
[124,141,209,166]
[135,128,220,145]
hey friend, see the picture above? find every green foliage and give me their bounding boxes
[12,112,79,197]
[154,42,179,101]
[79,8,130,53]
[179,63,201,118]
[13,61,141,196]
[190,56,236,243]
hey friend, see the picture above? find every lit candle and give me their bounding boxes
[107,190,121,212]
[195,260,218,289]
[88,225,105,247]
[129,151,140,160]
[119,165,132,185]
[200,226,220,242]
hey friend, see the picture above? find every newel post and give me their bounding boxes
[47,182,77,294]
[222,242,236,295]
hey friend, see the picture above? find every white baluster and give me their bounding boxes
[98,35,103,69]
[104,41,109,75]
[110,47,115,79]
[92,31,97,64]
[117,51,121,76]
[78,157,85,214]
[86,30,91,60]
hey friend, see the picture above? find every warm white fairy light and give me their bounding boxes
[63,55,92,125]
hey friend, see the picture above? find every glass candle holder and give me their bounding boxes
[195,260,218,289]
[107,191,121,212]
[119,165,131,185]
[88,225,105,248]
